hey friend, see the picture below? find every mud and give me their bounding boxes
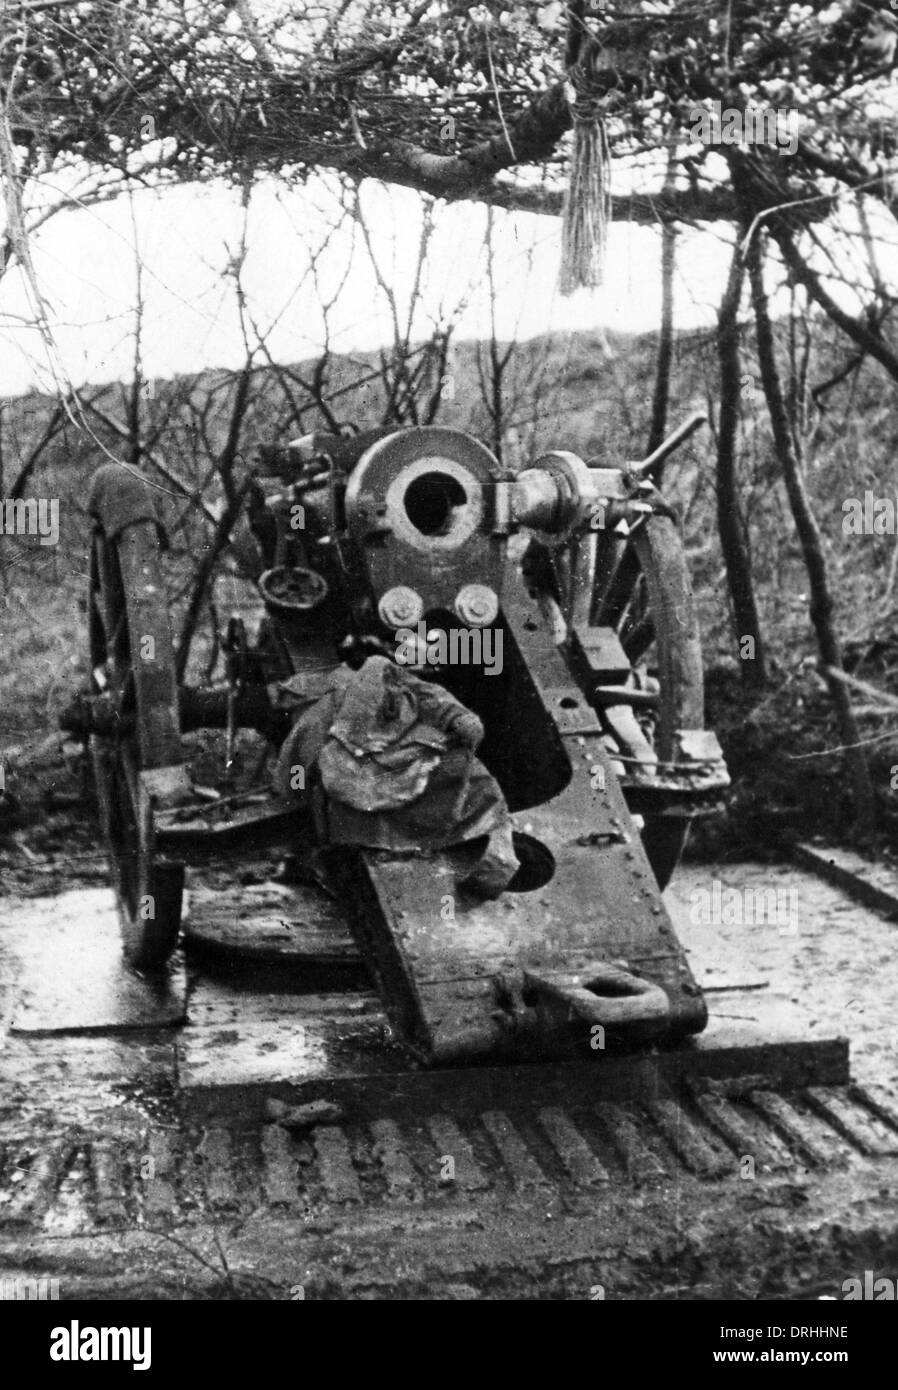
[0,855,897,1299]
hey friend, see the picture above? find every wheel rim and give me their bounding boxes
[88,521,184,968]
[565,505,704,889]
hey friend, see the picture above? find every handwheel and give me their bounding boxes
[87,465,185,969]
[554,494,704,890]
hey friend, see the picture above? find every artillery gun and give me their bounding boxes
[64,418,731,1069]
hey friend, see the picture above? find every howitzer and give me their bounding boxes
[63,418,729,1066]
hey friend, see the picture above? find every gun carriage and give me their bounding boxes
[63,417,730,1068]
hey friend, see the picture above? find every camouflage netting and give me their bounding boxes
[2,0,898,228]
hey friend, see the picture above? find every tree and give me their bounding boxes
[7,0,898,837]
[715,237,768,690]
[3,0,896,234]
[748,228,877,837]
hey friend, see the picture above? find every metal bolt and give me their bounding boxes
[379,585,423,630]
[455,583,499,627]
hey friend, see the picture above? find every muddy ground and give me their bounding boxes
[1,807,898,1300]
[1,661,897,1301]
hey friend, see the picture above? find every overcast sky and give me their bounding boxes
[1,152,888,402]
[0,170,741,400]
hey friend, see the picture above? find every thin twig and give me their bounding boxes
[823,664,898,712]
[786,728,898,759]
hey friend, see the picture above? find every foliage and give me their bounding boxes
[3,1,897,221]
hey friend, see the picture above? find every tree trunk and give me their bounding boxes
[716,240,767,689]
[747,236,876,838]
[647,150,676,460]
[175,364,254,681]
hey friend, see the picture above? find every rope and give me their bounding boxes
[559,34,611,295]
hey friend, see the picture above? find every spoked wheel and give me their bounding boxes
[556,495,705,889]
[87,466,186,969]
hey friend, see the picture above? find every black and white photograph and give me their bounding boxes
[0,0,896,1338]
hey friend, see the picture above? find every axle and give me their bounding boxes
[61,687,288,742]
